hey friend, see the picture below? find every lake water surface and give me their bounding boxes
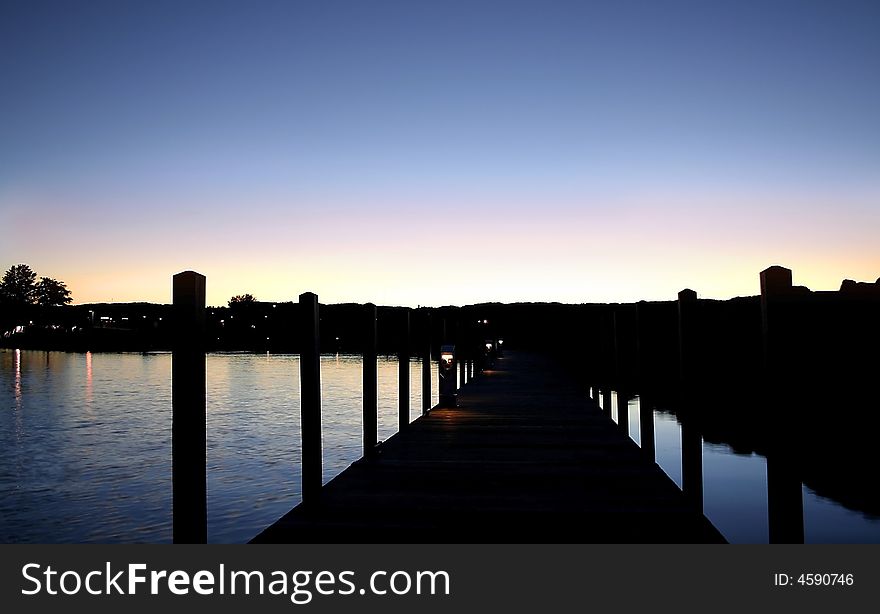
[2,349,877,543]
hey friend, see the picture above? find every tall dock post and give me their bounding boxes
[677,289,704,512]
[398,309,410,432]
[363,303,378,459]
[760,266,804,543]
[172,270,207,544]
[422,312,431,413]
[760,265,793,375]
[300,292,322,506]
[678,289,698,384]
[614,307,630,435]
[455,316,467,388]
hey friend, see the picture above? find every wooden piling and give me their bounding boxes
[172,270,207,544]
[398,309,410,432]
[760,265,793,375]
[363,303,377,459]
[678,289,698,383]
[422,312,431,414]
[299,292,322,505]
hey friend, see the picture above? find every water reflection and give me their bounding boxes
[605,390,880,544]
[0,350,436,543]
[13,348,21,410]
[85,351,93,408]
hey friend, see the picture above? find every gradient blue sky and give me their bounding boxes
[1,0,878,306]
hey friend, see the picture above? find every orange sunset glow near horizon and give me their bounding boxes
[2,2,879,308]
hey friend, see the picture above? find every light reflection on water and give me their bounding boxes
[4,349,878,544]
[0,349,436,544]
[607,393,880,543]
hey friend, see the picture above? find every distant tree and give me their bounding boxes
[228,294,257,308]
[0,264,37,305]
[34,277,73,306]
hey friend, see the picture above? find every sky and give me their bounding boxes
[1,0,878,307]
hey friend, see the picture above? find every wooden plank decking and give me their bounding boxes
[252,351,726,543]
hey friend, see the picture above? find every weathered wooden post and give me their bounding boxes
[363,303,378,459]
[613,308,626,389]
[614,307,631,435]
[677,289,704,511]
[600,307,613,410]
[172,270,207,544]
[760,266,804,543]
[299,292,322,506]
[678,289,698,384]
[457,315,466,388]
[635,301,647,389]
[398,309,410,432]
[760,265,792,375]
[422,312,431,413]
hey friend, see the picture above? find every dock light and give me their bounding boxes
[438,344,457,408]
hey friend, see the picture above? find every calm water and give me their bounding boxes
[4,349,878,543]
[0,349,438,543]
[600,391,880,544]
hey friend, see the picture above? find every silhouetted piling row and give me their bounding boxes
[168,264,878,543]
[169,272,491,540]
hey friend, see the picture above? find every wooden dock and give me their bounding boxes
[252,351,725,543]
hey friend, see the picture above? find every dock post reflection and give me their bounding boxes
[766,387,804,543]
[617,390,630,435]
[171,270,207,544]
[680,411,704,514]
[602,388,612,418]
[767,447,805,543]
[300,292,322,507]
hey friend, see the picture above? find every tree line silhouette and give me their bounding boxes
[0,264,72,307]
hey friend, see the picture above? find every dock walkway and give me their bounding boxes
[253,351,725,543]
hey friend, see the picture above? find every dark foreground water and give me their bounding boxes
[2,349,877,543]
[602,391,880,544]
